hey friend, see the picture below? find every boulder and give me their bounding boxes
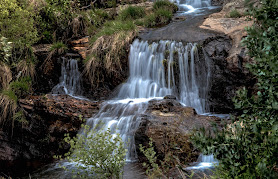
[135,98,222,165]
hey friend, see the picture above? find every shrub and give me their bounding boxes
[37,0,77,43]
[119,6,146,21]
[82,8,110,35]
[0,36,13,64]
[0,0,38,48]
[57,125,127,179]
[229,9,242,18]
[139,139,163,178]
[191,0,278,178]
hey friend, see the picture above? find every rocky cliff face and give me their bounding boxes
[199,1,256,113]
[0,95,99,176]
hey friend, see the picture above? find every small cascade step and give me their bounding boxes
[52,58,82,96]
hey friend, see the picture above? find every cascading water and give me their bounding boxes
[118,39,210,114]
[186,154,218,169]
[30,39,215,177]
[172,0,212,14]
[84,39,211,163]
[52,58,82,96]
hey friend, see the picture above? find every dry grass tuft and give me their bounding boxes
[71,16,86,38]
[0,62,12,90]
[16,60,36,80]
[84,30,136,87]
[42,42,68,75]
[0,92,17,127]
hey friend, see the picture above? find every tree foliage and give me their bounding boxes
[0,0,38,48]
[191,0,278,178]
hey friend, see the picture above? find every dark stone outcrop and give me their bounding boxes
[211,0,224,6]
[135,98,223,164]
[0,95,99,177]
[202,36,255,113]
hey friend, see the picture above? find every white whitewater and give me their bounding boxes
[118,39,210,114]
[52,58,82,96]
[172,0,212,14]
[187,154,218,169]
[84,39,211,162]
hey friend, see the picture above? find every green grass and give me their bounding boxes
[119,6,146,21]
[1,89,18,103]
[91,20,136,43]
[229,9,242,18]
[144,8,172,27]
[50,41,68,52]
[153,0,178,13]
[9,77,31,99]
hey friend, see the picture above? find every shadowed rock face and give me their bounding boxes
[0,95,100,177]
[135,98,222,165]
[202,36,255,114]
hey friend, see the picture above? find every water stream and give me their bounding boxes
[52,58,82,97]
[35,1,221,177]
[172,0,218,15]
[46,38,215,176]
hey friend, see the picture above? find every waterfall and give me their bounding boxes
[118,39,210,114]
[86,100,149,162]
[172,0,212,13]
[52,58,82,96]
[186,154,218,169]
[84,39,211,162]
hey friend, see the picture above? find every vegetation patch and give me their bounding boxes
[118,6,146,21]
[229,9,242,18]
[191,0,278,178]
[153,0,178,13]
[144,8,173,27]
[85,30,136,87]
[56,125,126,178]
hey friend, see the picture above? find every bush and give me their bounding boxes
[119,6,146,21]
[0,0,38,48]
[0,37,13,64]
[82,8,110,34]
[57,125,127,178]
[37,0,77,43]
[191,0,278,178]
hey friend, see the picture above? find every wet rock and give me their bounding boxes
[211,0,224,6]
[135,98,222,165]
[70,36,89,59]
[139,7,223,43]
[163,95,177,100]
[201,21,255,113]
